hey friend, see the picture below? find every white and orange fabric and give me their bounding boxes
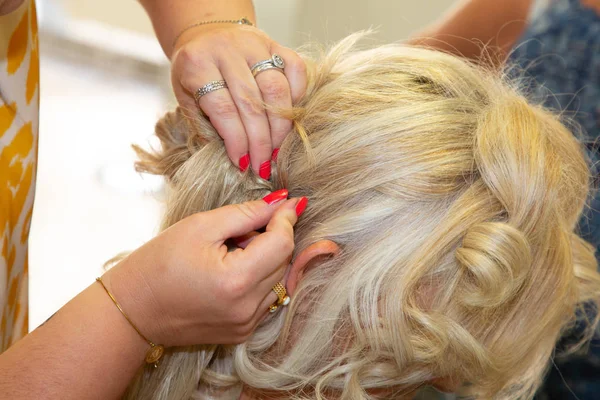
[0,0,39,351]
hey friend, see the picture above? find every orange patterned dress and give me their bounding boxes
[0,0,39,351]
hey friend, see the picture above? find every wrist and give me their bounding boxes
[101,259,169,348]
[140,0,255,57]
[172,18,256,54]
[87,282,150,358]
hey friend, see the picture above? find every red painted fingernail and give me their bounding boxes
[262,189,288,205]
[271,148,280,162]
[239,153,250,172]
[259,160,271,180]
[295,197,308,217]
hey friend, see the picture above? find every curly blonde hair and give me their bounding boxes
[125,34,600,399]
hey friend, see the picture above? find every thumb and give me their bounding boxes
[204,189,289,242]
[226,196,307,280]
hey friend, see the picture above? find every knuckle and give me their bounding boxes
[231,203,262,224]
[260,77,290,102]
[224,273,251,298]
[235,87,263,117]
[208,97,239,120]
[175,46,211,71]
[280,236,295,255]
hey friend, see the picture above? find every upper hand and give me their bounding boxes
[170,24,307,179]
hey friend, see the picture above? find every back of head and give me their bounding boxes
[126,33,600,399]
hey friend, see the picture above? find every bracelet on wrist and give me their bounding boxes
[172,16,254,51]
[96,277,165,368]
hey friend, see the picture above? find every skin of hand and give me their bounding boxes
[102,192,303,347]
[170,23,307,179]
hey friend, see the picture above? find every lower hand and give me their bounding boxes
[101,191,303,347]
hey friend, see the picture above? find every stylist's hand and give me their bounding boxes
[170,24,307,180]
[102,190,304,347]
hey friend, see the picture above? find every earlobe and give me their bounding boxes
[286,240,340,296]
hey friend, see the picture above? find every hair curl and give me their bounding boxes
[124,33,600,399]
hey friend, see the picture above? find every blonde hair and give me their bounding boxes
[125,34,600,399]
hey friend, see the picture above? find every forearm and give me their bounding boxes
[139,0,256,57]
[410,0,534,64]
[0,280,147,399]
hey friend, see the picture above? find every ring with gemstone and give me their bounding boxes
[250,54,285,78]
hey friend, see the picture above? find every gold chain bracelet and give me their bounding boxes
[172,16,254,51]
[96,277,165,368]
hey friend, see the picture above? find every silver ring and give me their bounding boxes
[194,80,228,102]
[250,54,285,78]
[250,54,285,71]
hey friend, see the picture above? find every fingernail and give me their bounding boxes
[259,160,271,180]
[239,153,250,172]
[271,148,280,162]
[262,189,288,205]
[295,197,308,217]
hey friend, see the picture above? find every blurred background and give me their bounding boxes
[29,0,456,328]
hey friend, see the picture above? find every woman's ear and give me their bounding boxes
[287,240,340,295]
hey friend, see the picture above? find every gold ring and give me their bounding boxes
[272,282,290,305]
[268,282,290,313]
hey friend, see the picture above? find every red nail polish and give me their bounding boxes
[262,189,288,205]
[239,153,250,172]
[295,197,308,217]
[259,160,271,180]
[271,148,280,162]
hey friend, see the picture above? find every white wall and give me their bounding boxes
[294,0,455,45]
[58,0,155,35]
[50,0,456,48]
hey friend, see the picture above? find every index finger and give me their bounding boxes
[174,51,250,169]
[228,197,305,281]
